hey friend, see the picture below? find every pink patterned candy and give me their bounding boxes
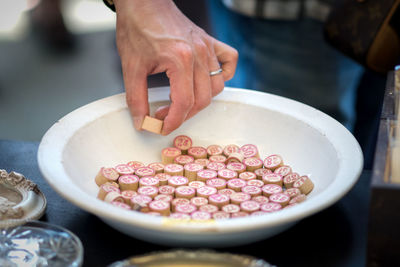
[164,164,184,176]
[206,162,226,171]
[260,202,282,213]
[175,203,197,214]
[148,162,165,174]
[168,176,189,187]
[137,186,158,198]
[206,178,227,189]
[114,164,135,175]
[226,162,246,174]
[240,200,261,212]
[209,194,230,208]
[158,185,175,195]
[139,176,159,187]
[241,185,262,197]
[175,186,196,199]
[227,178,247,192]
[218,169,238,180]
[174,155,194,165]
[262,184,283,197]
[135,167,156,178]
[199,204,219,213]
[240,144,259,158]
[264,154,284,170]
[197,169,218,182]
[208,155,227,163]
[206,145,223,157]
[197,186,218,198]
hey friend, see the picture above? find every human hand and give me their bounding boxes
[113,0,238,135]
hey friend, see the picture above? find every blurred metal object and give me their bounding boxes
[108,250,275,267]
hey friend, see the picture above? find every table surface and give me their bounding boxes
[0,140,371,267]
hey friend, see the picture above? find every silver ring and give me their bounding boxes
[210,68,223,76]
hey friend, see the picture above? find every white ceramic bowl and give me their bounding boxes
[37,87,363,246]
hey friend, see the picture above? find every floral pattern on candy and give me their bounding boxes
[139,176,159,187]
[252,195,269,204]
[173,135,192,151]
[148,162,164,173]
[209,194,230,205]
[206,145,223,156]
[188,181,205,189]
[131,195,152,207]
[227,178,247,191]
[240,144,259,158]
[206,178,226,189]
[101,167,119,181]
[223,144,240,157]
[190,197,208,207]
[254,168,272,179]
[222,204,240,213]
[137,186,158,198]
[158,185,175,195]
[118,175,139,184]
[262,184,283,196]
[199,204,218,213]
[174,155,194,165]
[227,162,246,173]
[114,164,135,175]
[175,186,196,198]
[207,162,226,171]
[194,158,210,167]
[168,176,188,187]
[135,167,155,177]
[184,163,203,172]
[164,164,184,173]
[208,155,227,163]
[162,147,182,157]
[218,188,236,196]
[264,154,283,170]
[218,169,238,180]
[247,179,264,187]
[197,186,217,197]
[175,203,197,214]
[283,188,301,198]
[230,192,251,204]
[241,185,262,196]
[127,161,145,170]
[274,165,292,177]
[188,146,207,158]
[154,194,173,202]
[239,172,257,181]
[260,202,282,212]
[269,193,290,206]
[197,169,218,180]
[243,157,263,169]
[262,173,283,185]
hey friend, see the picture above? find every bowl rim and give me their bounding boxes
[37,87,363,234]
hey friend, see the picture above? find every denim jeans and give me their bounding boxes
[207,0,364,131]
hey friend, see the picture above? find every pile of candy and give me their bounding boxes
[95,135,314,220]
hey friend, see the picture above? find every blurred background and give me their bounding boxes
[0,0,209,141]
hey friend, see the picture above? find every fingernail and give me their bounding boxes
[133,117,143,130]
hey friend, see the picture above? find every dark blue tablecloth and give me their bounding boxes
[0,140,370,267]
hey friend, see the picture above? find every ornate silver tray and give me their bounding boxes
[0,169,46,228]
